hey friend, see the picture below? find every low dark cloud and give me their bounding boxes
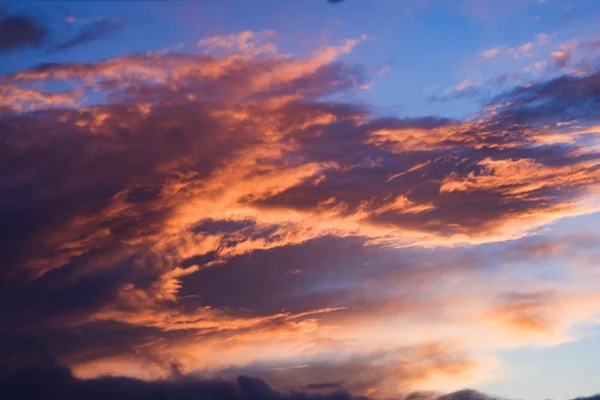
[0,365,357,400]
[0,11,47,52]
[307,382,344,390]
[51,18,122,52]
[437,390,498,400]
[0,365,597,400]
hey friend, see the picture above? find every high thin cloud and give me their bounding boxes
[51,18,123,52]
[3,30,600,397]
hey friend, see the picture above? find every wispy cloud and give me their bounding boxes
[50,17,122,52]
[481,47,500,59]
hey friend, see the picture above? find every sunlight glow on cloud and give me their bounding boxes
[3,20,600,399]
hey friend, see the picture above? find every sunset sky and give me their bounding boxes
[2,1,600,399]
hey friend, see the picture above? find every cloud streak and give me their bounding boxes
[51,18,123,52]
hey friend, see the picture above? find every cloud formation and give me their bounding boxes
[0,365,597,400]
[51,18,123,52]
[0,365,359,400]
[3,29,600,398]
[0,11,47,52]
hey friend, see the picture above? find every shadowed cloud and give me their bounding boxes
[0,11,47,52]
[0,365,598,400]
[0,365,358,400]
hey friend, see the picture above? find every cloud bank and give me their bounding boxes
[0,365,597,400]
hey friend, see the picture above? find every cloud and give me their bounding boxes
[552,50,570,68]
[3,31,600,397]
[0,11,47,52]
[376,61,394,76]
[307,381,344,390]
[481,48,500,59]
[1,365,597,400]
[490,70,600,118]
[198,30,277,55]
[0,365,359,400]
[50,18,123,52]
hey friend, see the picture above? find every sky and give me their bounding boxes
[1,1,600,399]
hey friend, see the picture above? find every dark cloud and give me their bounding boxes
[0,11,47,52]
[0,365,358,400]
[437,390,498,400]
[178,235,378,313]
[214,344,476,398]
[2,365,598,400]
[490,70,600,122]
[552,51,571,69]
[579,40,600,51]
[0,48,375,376]
[51,18,123,52]
[1,51,599,317]
[307,382,344,390]
[488,74,508,85]
[496,71,600,106]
